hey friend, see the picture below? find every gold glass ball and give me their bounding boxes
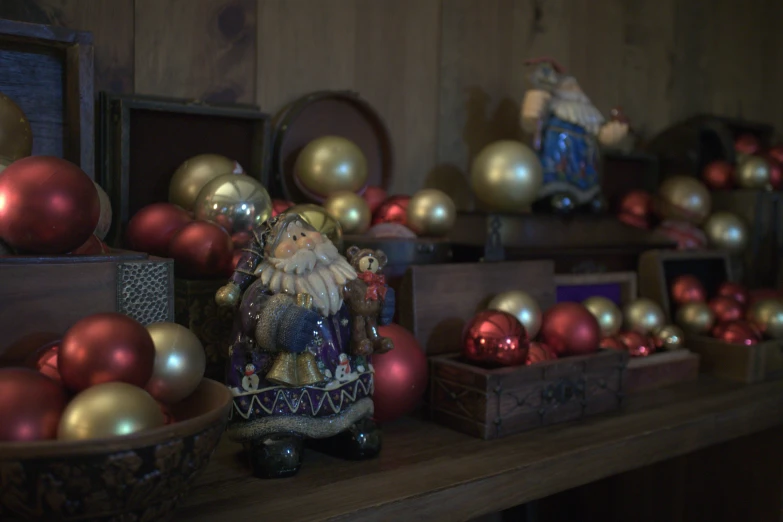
[0,92,32,164]
[193,174,272,234]
[487,290,542,338]
[58,382,165,441]
[323,191,371,235]
[656,175,711,225]
[169,154,243,211]
[703,211,747,253]
[145,322,206,405]
[675,301,715,335]
[652,324,685,351]
[735,155,771,189]
[583,296,623,337]
[406,188,457,237]
[294,136,368,198]
[471,140,543,212]
[285,204,343,250]
[623,298,665,335]
[93,181,113,241]
[748,298,783,339]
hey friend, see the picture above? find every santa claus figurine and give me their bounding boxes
[521,57,629,213]
[215,212,395,478]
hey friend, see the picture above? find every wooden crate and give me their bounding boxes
[400,260,627,439]
[0,18,94,176]
[554,271,700,393]
[638,249,783,383]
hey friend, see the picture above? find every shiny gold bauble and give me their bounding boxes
[58,382,165,441]
[294,136,368,198]
[487,290,542,338]
[623,298,665,335]
[675,302,715,335]
[735,154,771,190]
[193,173,272,234]
[471,140,543,212]
[583,296,623,337]
[169,154,243,211]
[145,322,206,405]
[285,204,343,250]
[406,188,457,237]
[652,324,685,351]
[748,298,783,339]
[323,191,371,235]
[703,211,747,253]
[93,182,113,241]
[656,176,711,225]
[0,92,32,164]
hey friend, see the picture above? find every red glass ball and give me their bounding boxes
[231,230,253,249]
[463,310,529,366]
[526,341,557,365]
[600,336,626,351]
[766,155,783,190]
[168,221,234,279]
[59,312,156,392]
[718,320,760,346]
[702,160,734,190]
[373,324,428,423]
[616,330,656,357]
[362,186,388,214]
[0,368,68,441]
[126,203,192,257]
[768,145,783,166]
[539,302,601,356]
[735,134,760,155]
[372,195,411,226]
[69,234,109,256]
[656,220,708,250]
[0,156,100,254]
[271,199,294,217]
[617,190,654,229]
[671,274,706,305]
[716,282,748,306]
[708,296,744,323]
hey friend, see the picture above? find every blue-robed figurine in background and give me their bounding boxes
[521,57,630,213]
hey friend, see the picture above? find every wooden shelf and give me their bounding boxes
[176,377,783,522]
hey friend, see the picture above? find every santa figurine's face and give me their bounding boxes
[271,219,326,259]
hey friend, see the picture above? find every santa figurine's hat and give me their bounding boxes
[524,57,566,73]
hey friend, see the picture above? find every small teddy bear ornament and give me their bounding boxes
[343,246,395,357]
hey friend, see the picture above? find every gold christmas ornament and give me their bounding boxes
[747,298,783,339]
[487,290,542,339]
[285,204,343,250]
[623,298,665,335]
[582,296,623,337]
[169,154,243,211]
[0,91,32,164]
[703,211,748,253]
[323,191,371,235]
[58,382,165,441]
[735,154,771,190]
[675,301,715,335]
[406,188,457,237]
[145,322,206,405]
[294,136,368,198]
[193,173,272,234]
[93,182,113,241]
[652,324,685,351]
[655,175,711,225]
[471,140,543,212]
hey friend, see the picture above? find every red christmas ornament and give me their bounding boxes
[27,340,62,382]
[671,274,706,305]
[159,402,175,425]
[126,203,192,257]
[656,220,707,250]
[59,312,156,392]
[372,195,411,226]
[768,145,783,165]
[373,324,428,423]
[708,296,744,323]
[0,156,100,254]
[735,134,761,155]
[69,234,108,256]
[168,221,234,279]
[600,336,626,351]
[617,190,654,229]
[462,310,529,366]
[718,320,760,346]
[539,302,601,356]
[231,230,253,249]
[711,321,729,338]
[526,341,556,365]
[716,281,748,306]
[0,368,68,441]
[362,186,388,214]
[702,160,734,190]
[766,155,783,190]
[271,199,294,217]
[616,330,656,357]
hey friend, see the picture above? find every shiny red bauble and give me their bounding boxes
[617,190,654,229]
[656,220,707,250]
[766,156,783,190]
[362,186,388,214]
[0,156,100,254]
[168,221,234,278]
[616,331,656,357]
[372,195,411,226]
[735,134,760,155]
[702,160,734,190]
[27,340,62,382]
[526,341,557,365]
[231,230,253,249]
[462,310,529,366]
[708,296,744,323]
[768,145,783,166]
[670,274,706,305]
[600,336,626,351]
[539,302,601,356]
[716,281,748,306]
[0,368,68,441]
[59,312,156,392]
[126,203,192,257]
[718,320,760,346]
[69,234,109,256]
[271,199,294,217]
[373,324,428,424]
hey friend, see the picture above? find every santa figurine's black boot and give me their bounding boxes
[307,417,382,460]
[244,434,304,479]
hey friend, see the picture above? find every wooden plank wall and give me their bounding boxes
[7,0,783,197]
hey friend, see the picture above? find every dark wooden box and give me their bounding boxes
[400,260,627,439]
[0,18,93,176]
[554,271,699,394]
[638,249,782,383]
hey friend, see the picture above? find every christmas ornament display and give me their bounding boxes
[471,140,543,212]
[735,134,760,155]
[487,290,542,339]
[169,154,243,211]
[651,324,685,351]
[373,324,428,423]
[708,296,744,323]
[703,212,747,252]
[193,174,272,234]
[59,312,156,392]
[526,341,556,364]
[272,199,295,217]
[670,275,706,305]
[675,301,715,335]
[582,296,622,337]
[717,320,759,346]
[145,322,207,404]
[735,155,771,189]
[168,221,234,278]
[622,298,665,335]
[58,382,165,441]
[285,203,343,249]
[701,160,734,190]
[0,156,100,254]
[616,330,655,357]
[372,195,410,226]
[406,189,456,237]
[617,190,654,229]
[655,176,711,224]
[294,136,368,199]
[323,191,372,235]
[93,182,113,241]
[539,302,600,356]
[462,310,529,366]
[655,220,707,250]
[0,368,68,441]
[716,281,748,306]
[363,186,387,213]
[0,91,32,164]
[125,203,192,257]
[747,298,783,339]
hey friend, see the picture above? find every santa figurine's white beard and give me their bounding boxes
[253,240,357,317]
[550,89,605,136]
